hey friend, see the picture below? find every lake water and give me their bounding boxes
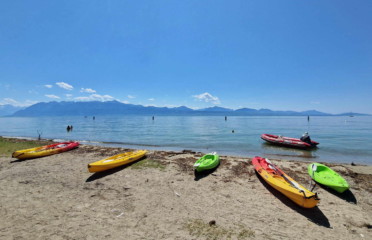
[0,115,371,165]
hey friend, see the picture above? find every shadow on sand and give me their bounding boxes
[255,172,331,228]
[10,156,45,163]
[86,165,129,182]
[86,156,149,182]
[315,183,357,204]
[86,161,140,182]
[194,163,220,181]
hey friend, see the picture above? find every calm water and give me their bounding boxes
[1,115,371,165]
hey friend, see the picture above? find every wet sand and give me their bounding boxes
[0,139,371,239]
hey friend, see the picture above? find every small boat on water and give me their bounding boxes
[308,163,349,193]
[88,150,147,173]
[252,156,319,208]
[12,141,80,160]
[193,152,220,172]
[261,134,319,149]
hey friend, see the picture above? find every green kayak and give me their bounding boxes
[193,152,220,172]
[308,163,349,193]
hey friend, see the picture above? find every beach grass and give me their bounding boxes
[0,137,50,157]
[185,219,255,240]
[130,158,166,170]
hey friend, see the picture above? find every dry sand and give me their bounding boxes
[0,142,371,239]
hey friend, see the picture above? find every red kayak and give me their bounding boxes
[261,134,318,149]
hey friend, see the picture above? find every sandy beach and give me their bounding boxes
[0,138,371,239]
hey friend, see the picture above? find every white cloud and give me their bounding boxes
[148,98,155,101]
[1,98,19,106]
[74,96,90,101]
[45,84,53,88]
[80,88,96,93]
[127,95,135,99]
[75,94,115,102]
[92,94,115,101]
[0,98,38,107]
[56,82,73,90]
[45,94,60,99]
[192,92,220,104]
[65,94,73,98]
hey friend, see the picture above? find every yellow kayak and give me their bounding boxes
[252,156,319,208]
[87,150,147,173]
[12,142,80,160]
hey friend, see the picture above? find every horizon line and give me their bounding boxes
[4,100,371,116]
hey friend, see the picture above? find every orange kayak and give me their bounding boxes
[252,156,319,208]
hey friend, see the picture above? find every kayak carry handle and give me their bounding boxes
[300,190,307,198]
[300,190,320,200]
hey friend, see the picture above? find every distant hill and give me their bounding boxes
[11,101,194,117]
[336,112,370,116]
[10,101,370,117]
[0,104,25,116]
[198,106,233,112]
[233,108,332,116]
[300,110,332,116]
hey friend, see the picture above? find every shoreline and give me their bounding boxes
[2,135,372,166]
[1,137,371,239]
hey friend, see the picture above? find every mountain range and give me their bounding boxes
[0,104,25,116]
[6,101,370,117]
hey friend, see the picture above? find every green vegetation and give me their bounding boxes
[130,158,166,170]
[0,137,49,157]
[184,219,255,240]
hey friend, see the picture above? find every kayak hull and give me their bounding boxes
[88,150,147,173]
[193,153,220,172]
[261,134,319,149]
[252,156,319,208]
[12,142,80,160]
[308,163,349,193]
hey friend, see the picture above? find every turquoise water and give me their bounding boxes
[1,115,371,165]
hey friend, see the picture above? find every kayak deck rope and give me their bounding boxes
[266,158,318,199]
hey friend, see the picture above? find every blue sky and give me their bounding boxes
[1,1,371,114]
